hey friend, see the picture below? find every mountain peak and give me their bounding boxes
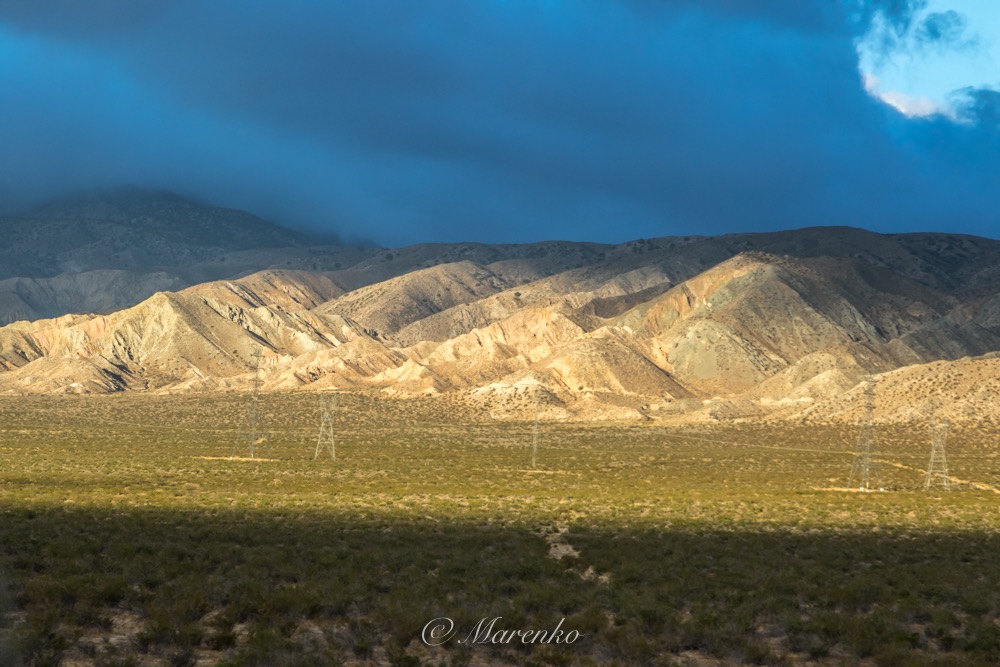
[0,225,998,422]
[23,187,313,247]
[28,186,189,216]
[0,189,321,281]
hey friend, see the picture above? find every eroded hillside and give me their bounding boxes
[1,222,998,423]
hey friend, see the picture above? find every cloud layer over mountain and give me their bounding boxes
[0,1,996,245]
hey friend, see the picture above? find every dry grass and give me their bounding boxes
[1,392,1000,665]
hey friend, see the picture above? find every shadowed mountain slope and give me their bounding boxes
[0,197,999,421]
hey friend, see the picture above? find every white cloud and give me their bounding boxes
[856,1,1000,122]
[862,73,956,118]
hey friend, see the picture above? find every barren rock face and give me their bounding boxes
[0,192,998,422]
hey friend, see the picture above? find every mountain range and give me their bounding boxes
[0,189,998,423]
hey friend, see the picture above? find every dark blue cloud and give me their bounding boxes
[919,10,972,46]
[861,2,978,63]
[955,87,1000,131]
[0,1,996,245]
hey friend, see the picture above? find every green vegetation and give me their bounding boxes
[1,393,999,665]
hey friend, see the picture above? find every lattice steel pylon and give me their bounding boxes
[315,394,338,460]
[924,419,951,491]
[849,377,882,491]
[531,385,540,469]
[233,346,266,460]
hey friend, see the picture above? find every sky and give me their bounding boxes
[858,0,1000,117]
[0,1,997,247]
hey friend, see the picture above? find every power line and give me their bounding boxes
[531,384,540,469]
[233,346,267,460]
[849,377,882,491]
[924,418,951,491]
[315,394,338,460]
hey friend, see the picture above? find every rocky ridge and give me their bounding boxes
[0,214,998,423]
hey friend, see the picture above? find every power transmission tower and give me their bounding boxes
[849,377,882,491]
[233,346,266,460]
[315,394,338,460]
[924,419,951,490]
[531,385,540,469]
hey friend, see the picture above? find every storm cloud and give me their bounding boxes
[0,1,996,245]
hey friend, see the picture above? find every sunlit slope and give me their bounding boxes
[0,226,997,421]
